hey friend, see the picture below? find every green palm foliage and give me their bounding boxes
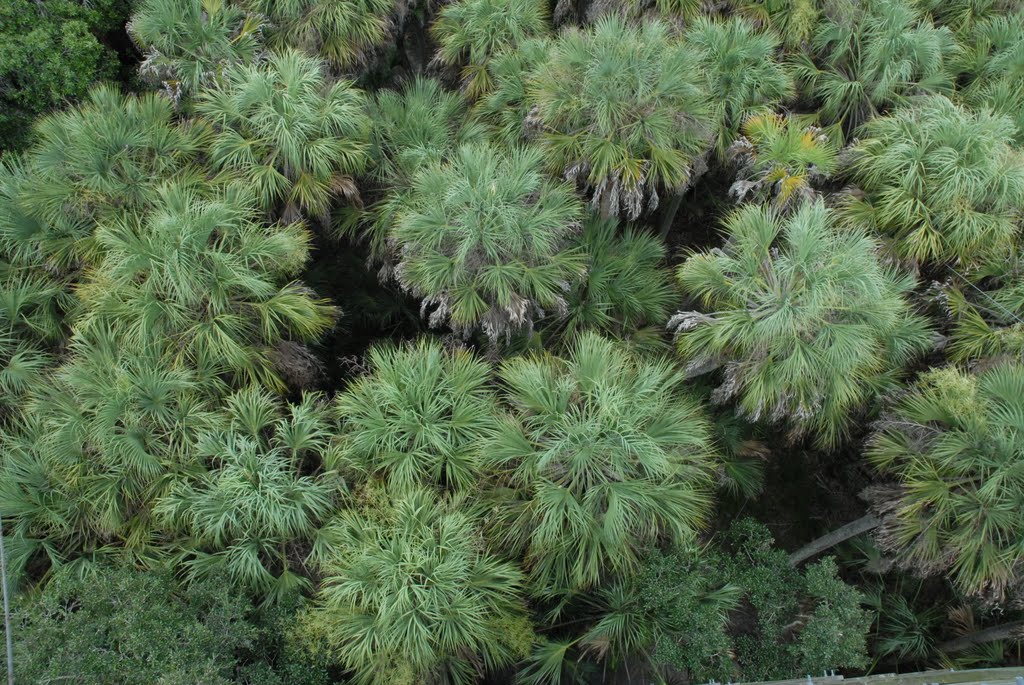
[24,85,208,266]
[945,265,1024,364]
[129,0,264,99]
[197,49,370,220]
[490,332,716,594]
[157,386,336,601]
[954,12,1024,146]
[845,96,1024,266]
[731,0,820,50]
[0,331,217,579]
[472,36,550,149]
[868,364,1024,595]
[796,0,957,129]
[357,78,485,256]
[334,339,499,492]
[0,160,72,408]
[244,0,392,68]
[433,0,548,100]
[674,201,932,446]
[728,113,839,208]
[75,182,336,391]
[309,488,529,685]
[923,0,1022,34]
[686,16,795,156]
[388,143,585,342]
[556,213,674,347]
[527,16,712,219]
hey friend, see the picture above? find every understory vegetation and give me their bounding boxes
[2,0,1024,682]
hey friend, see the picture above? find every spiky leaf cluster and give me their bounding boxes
[527,16,712,218]
[491,332,716,594]
[75,182,336,391]
[129,0,264,99]
[556,213,674,347]
[310,489,528,685]
[675,201,932,446]
[0,332,217,579]
[846,96,1024,266]
[334,339,499,492]
[433,0,548,100]
[24,85,208,265]
[389,143,585,342]
[869,364,1024,595]
[686,16,794,155]
[358,78,485,256]
[728,113,838,208]
[157,386,336,600]
[244,0,393,67]
[796,0,957,129]
[198,49,370,219]
[954,12,1024,146]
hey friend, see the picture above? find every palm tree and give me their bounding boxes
[686,16,795,157]
[197,49,370,221]
[333,339,499,492]
[156,386,336,602]
[954,12,1024,146]
[24,85,209,267]
[526,16,712,220]
[673,201,932,447]
[309,488,530,685]
[922,0,1021,34]
[243,0,393,68]
[944,262,1024,364]
[795,0,957,130]
[433,0,549,100]
[553,212,675,349]
[386,143,585,342]
[75,182,337,392]
[0,330,217,580]
[472,36,551,149]
[129,0,264,100]
[490,332,716,595]
[355,77,486,257]
[730,0,820,51]
[727,113,838,209]
[844,96,1024,266]
[868,364,1024,595]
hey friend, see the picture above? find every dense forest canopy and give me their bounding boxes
[1,0,1024,682]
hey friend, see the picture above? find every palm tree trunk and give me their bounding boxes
[938,620,1024,653]
[788,513,881,566]
[658,191,684,240]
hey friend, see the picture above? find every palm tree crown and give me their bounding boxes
[75,182,336,391]
[674,201,932,446]
[129,0,264,99]
[727,113,838,209]
[311,488,529,685]
[243,0,393,68]
[845,96,1024,266]
[796,0,957,130]
[197,49,370,220]
[433,0,548,100]
[555,212,674,347]
[490,332,716,594]
[25,85,208,266]
[388,143,585,342]
[869,364,1024,595]
[527,16,712,219]
[954,12,1024,146]
[686,16,795,156]
[157,386,336,601]
[334,339,499,492]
